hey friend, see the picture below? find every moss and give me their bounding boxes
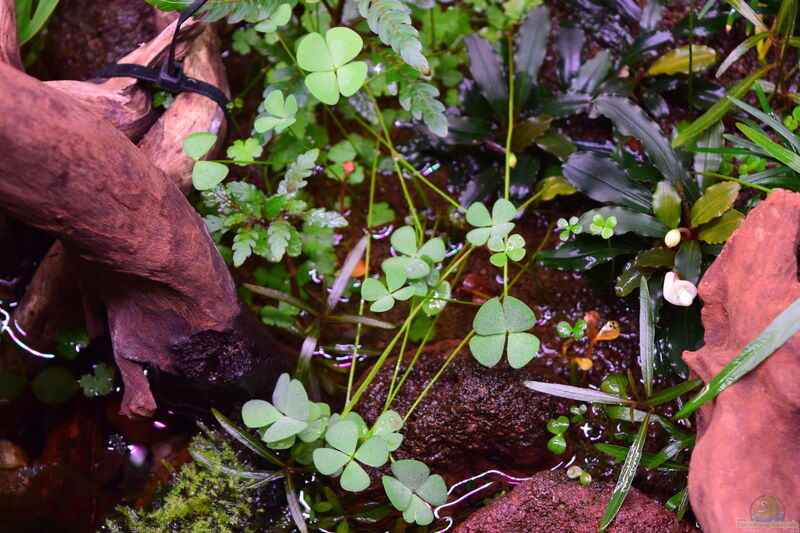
[103,427,255,533]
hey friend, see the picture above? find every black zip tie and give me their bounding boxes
[87,0,233,134]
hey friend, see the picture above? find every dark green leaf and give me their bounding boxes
[579,207,669,238]
[737,123,800,174]
[595,442,688,471]
[729,96,800,153]
[31,367,77,405]
[639,277,655,398]
[212,408,284,467]
[563,152,652,212]
[514,5,549,106]
[0,372,25,404]
[537,236,637,271]
[674,240,701,284]
[645,379,703,406]
[690,182,740,227]
[636,247,676,267]
[595,95,696,200]
[556,24,585,85]
[465,34,506,118]
[716,33,769,78]
[652,181,682,228]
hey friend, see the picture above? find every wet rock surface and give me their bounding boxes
[358,339,568,485]
[454,470,697,533]
[683,189,800,533]
[41,0,157,80]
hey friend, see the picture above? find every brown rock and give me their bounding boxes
[454,470,697,533]
[683,189,800,533]
[357,339,567,485]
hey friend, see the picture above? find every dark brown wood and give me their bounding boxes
[0,63,287,417]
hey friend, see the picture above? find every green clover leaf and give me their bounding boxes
[313,418,390,492]
[255,90,298,134]
[466,198,516,246]
[240,373,328,449]
[488,233,526,267]
[252,3,291,33]
[382,460,447,526]
[556,216,582,241]
[372,410,404,451]
[183,132,229,190]
[469,296,540,369]
[383,226,446,280]
[361,260,415,312]
[589,214,617,239]
[297,27,367,105]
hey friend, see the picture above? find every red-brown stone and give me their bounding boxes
[683,189,800,533]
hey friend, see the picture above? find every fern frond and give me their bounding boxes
[395,64,447,136]
[356,0,430,74]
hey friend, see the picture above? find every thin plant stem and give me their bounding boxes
[693,171,773,193]
[504,34,515,201]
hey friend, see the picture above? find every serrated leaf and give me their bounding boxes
[357,0,429,73]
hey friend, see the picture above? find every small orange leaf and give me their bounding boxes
[595,320,621,341]
[573,357,593,371]
[350,258,366,278]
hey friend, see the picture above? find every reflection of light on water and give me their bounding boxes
[128,444,147,468]
[369,225,394,240]
[432,469,533,533]
[153,421,167,429]
[0,302,55,358]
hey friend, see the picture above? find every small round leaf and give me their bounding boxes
[183,132,217,159]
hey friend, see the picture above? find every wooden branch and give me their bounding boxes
[0,63,287,418]
[0,0,22,69]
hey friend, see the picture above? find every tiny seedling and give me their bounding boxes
[556,319,587,340]
[296,27,368,105]
[589,214,617,239]
[546,415,569,454]
[566,465,592,485]
[382,460,448,526]
[465,198,516,246]
[556,216,582,241]
[255,90,298,134]
[469,296,540,369]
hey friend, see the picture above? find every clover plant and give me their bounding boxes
[296,28,368,105]
[361,261,416,312]
[183,132,228,190]
[312,417,389,492]
[589,214,617,239]
[470,296,540,369]
[384,225,445,280]
[254,90,298,134]
[382,460,447,526]
[241,373,329,449]
[465,198,516,247]
[251,3,291,33]
[556,216,582,241]
[487,233,526,267]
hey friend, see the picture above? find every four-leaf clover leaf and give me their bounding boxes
[241,373,329,449]
[465,198,516,246]
[556,216,582,241]
[313,418,389,492]
[382,460,447,526]
[469,296,540,368]
[296,27,367,105]
[487,233,525,267]
[384,225,445,280]
[255,90,298,134]
[361,260,416,312]
[183,132,229,190]
[589,214,617,239]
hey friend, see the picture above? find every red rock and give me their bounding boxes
[454,470,697,533]
[683,189,800,533]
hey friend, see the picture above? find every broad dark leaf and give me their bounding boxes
[466,34,507,118]
[563,152,653,212]
[622,30,672,65]
[557,24,586,86]
[579,207,669,238]
[674,240,701,284]
[538,236,637,271]
[514,5,550,106]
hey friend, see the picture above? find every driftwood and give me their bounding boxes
[0,1,287,417]
[683,189,800,533]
